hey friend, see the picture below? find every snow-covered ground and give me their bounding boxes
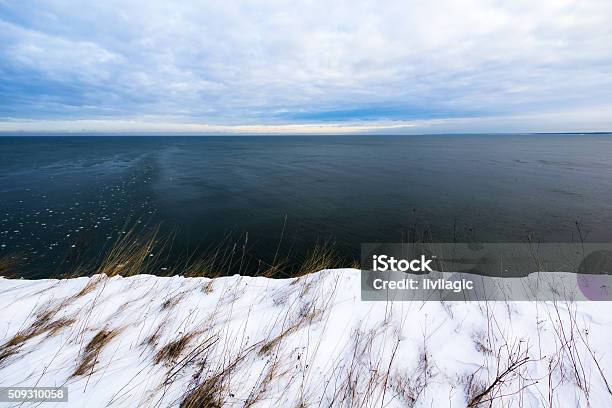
[1,269,611,407]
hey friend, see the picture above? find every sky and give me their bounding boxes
[1,0,611,134]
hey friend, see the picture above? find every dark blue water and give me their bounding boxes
[2,134,612,277]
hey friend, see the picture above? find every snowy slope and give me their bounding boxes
[1,269,611,407]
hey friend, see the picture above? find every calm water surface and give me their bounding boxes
[1,134,612,277]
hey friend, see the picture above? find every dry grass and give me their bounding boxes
[461,371,486,407]
[202,280,214,294]
[5,225,610,407]
[294,241,342,277]
[183,257,223,279]
[466,349,532,407]
[141,317,171,349]
[4,220,360,282]
[0,255,20,278]
[180,377,223,408]
[259,324,298,356]
[154,332,197,365]
[72,328,122,377]
[0,306,75,366]
[160,292,186,310]
[182,234,251,278]
[97,226,165,277]
[472,329,494,355]
[73,274,104,298]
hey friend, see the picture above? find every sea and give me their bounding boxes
[2,134,612,278]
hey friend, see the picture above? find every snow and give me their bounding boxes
[1,269,612,407]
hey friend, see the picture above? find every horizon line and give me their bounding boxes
[2,131,611,137]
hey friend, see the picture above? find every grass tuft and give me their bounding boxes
[154,332,196,365]
[180,377,223,408]
[72,328,121,377]
[0,306,75,367]
[294,241,342,277]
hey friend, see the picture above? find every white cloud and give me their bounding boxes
[0,0,611,131]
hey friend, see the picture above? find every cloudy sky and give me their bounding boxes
[1,0,611,134]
